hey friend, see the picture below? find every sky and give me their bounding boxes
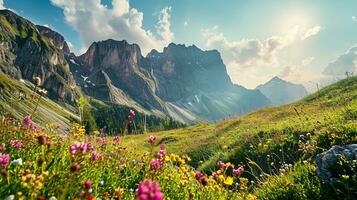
[1,0,357,89]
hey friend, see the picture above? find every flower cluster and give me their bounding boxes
[0,153,10,168]
[10,140,23,150]
[23,116,37,131]
[70,142,89,155]
[135,179,164,200]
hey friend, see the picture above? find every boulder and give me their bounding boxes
[316,144,357,182]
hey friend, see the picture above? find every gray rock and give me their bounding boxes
[316,144,357,182]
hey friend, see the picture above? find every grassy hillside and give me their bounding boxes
[0,72,79,131]
[124,76,356,166]
[0,76,355,199]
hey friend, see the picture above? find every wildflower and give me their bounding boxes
[10,140,23,150]
[217,161,226,168]
[148,135,157,145]
[224,176,234,186]
[70,142,88,155]
[87,195,95,200]
[150,159,161,170]
[195,171,204,179]
[23,116,32,126]
[49,197,57,200]
[11,158,23,166]
[33,77,41,86]
[84,180,92,190]
[232,166,244,176]
[135,179,164,200]
[128,110,135,119]
[70,163,80,172]
[0,143,5,151]
[90,151,103,161]
[113,135,121,144]
[0,153,10,168]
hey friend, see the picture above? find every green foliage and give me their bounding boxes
[254,164,322,200]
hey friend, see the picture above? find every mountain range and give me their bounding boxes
[0,10,309,125]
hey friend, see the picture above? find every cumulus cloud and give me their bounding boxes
[51,0,173,55]
[323,46,357,76]
[0,0,5,9]
[156,6,173,42]
[301,25,321,40]
[202,25,322,88]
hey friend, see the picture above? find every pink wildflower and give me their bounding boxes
[9,140,23,150]
[0,153,10,168]
[217,161,226,168]
[150,159,161,170]
[135,179,163,200]
[129,110,135,119]
[70,142,88,155]
[148,135,157,146]
[233,165,244,176]
[113,135,121,144]
[90,151,103,161]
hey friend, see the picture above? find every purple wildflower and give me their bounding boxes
[150,159,161,170]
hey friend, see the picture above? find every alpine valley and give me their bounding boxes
[0,9,305,129]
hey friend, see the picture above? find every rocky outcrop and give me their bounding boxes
[36,25,71,55]
[71,39,163,110]
[143,43,233,101]
[0,10,77,102]
[256,76,308,105]
[316,144,357,183]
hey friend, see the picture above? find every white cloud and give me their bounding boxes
[323,46,357,76]
[352,16,357,22]
[156,6,173,42]
[202,25,322,88]
[301,25,321,40]
[302,56,314,66]
[0,0,5,9]
[184,21,188,27]
[51,0,173,55]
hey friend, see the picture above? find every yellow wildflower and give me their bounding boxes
[224,176,233,186]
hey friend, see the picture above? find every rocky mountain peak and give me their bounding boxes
[36,25,71,54]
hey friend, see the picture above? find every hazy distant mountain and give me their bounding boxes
[256,76,308,105]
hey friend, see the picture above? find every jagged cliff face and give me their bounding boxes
[0,10,76,101]
[144,44,233,101]
[72,39,163,110]
[36,25,70,55]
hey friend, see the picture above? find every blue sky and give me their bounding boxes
[2,0,357,89]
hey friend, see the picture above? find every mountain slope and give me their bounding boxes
[256,76,308,105]
[0,10,77,102]
[123,76,357,170]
